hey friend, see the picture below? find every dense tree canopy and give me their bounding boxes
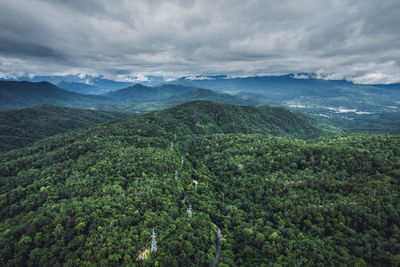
[0,104,127,152]
[0,101,399,266]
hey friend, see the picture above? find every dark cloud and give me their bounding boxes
[0,0,399,83]
[0,38,64,59]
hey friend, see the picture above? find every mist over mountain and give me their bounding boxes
[57,81,103,95]
[92,88,264,114]
[1,74,169,94]
[172,74,400,124]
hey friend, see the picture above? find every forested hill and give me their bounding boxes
[167,88,264,106]
[152,100,321,138]
[0,101,399,266]
[90,89,266,114]
[0,104,128,152]
[0,81,110,110]
[57,81,103,95]
[103,84,198,102]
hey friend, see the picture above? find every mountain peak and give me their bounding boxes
[131,83,148,88]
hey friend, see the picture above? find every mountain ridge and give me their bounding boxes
[150,100,322,138]
[103,83,198,102]
[0,81,111,110]
[0,104,128,152]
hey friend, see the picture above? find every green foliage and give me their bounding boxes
[0,104,128,152]
[104,84,197,102]
[0,101,399,266]
[152,100,322,138]
[93,88,266,114]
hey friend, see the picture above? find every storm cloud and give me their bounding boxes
[0,0,399,83]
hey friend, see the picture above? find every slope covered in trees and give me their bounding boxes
[0,101,399,266]
[0,81,111,110]
[0,105,128,152]
[103,84,198,102]
[173,74,400,133]
[167,88,263,106]
[92,89,265,114]
[57,81,104,95]
[152,101,321,138]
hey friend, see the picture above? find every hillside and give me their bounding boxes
[168,88,264,106]
[172,75,400,132]
[152,101,321,138]
[57,81,104,95]
[104,84,197,102]
[0,81,112,110]
[92,88,266,114]
[3,75,134,93]
[0,105,128,152]
[0,101,398,266]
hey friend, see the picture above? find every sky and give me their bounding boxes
[0,0,400,83]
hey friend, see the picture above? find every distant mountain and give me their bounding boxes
[1,75,134,94]
[87,78,134,91]
[57,81,103,95]
[0,104,128,152]
[104,84,198,102]
[0,74,168,91]
[0,81,112,110]
[168,88,264,106]
[55,79,135,94]
[173,74,400,109]
[173,74,358,100]
[172,74,400,133]
[92,88,266,114]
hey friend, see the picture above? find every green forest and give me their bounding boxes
[0,101,399,266]
[0,104,127,152]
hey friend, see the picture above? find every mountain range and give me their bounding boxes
[173,74,400,114]
[0,81,262,113]
[103,84,198,102]
[1,74,168,94]
[0,81,110,110]
[93,88,265,114]
[1,74,400,133]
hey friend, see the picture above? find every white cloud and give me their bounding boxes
[351,73,400,84]
[0,0,399,83]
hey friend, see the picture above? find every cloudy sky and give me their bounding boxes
[0,0,399,83]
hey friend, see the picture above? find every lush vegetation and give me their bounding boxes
[2,79,399,136]
[150,101,321,139]
[57,81,104,95]
[315,111,400,135]
[0,105,128,152]
[173,74,400,133]
[0,101,399,266]
[103,84,197,102]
